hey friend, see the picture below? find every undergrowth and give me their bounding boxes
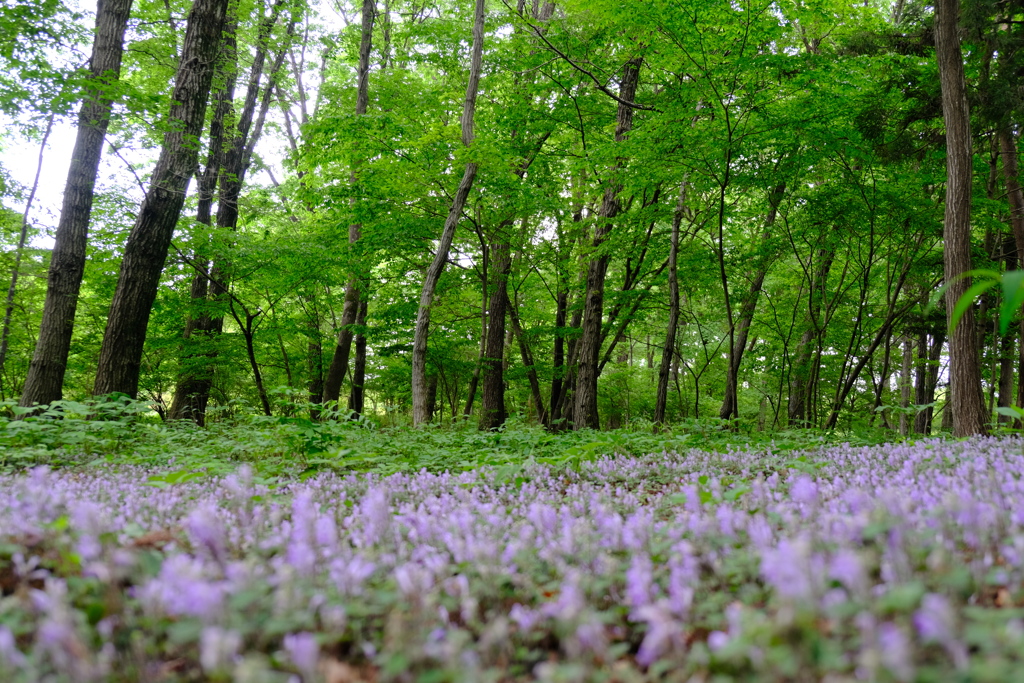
[0,396,914,477]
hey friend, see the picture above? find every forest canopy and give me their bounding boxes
[0,0,1020,437]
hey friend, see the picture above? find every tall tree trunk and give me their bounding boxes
[166,26,238,424]
[654,182,686,426]
[20,0,134,406]
[411,0,485,427]
[0,114,53,399]
[480,239,511,430]
[936,0,987,435]
[93,0,230,398]
[719,183,784,420]
[572,57,642,430]
[323,0,376,404]
[165,3,290,415]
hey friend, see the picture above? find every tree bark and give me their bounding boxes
[322,0,375,404]
[572,57,642,430]
[166,24,238,424]
[480,239,511,429]
[164,3,290,415]
[936,0,987,436]
[94,0,230,398]
[411,0,485,427]
[20,0,134,406]
[654,183,686,426]
[348,298,369,415]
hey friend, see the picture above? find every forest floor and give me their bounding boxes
[0,401,1022,681]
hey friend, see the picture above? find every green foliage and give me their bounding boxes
[0,396,899,477]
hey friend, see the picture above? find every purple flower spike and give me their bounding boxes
[283,631,319,675]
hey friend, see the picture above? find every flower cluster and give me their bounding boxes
[0,437,1022,681]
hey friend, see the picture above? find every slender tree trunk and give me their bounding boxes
[923,331,945,432]
[899,335,912,436]
[549,198,584,427]
[348,298,369,416]
[913,332,930,433]
[464,246,488,418]
[788,251,834,426]
[998,130,1024,412]
[720,183,784,419]
[573,57,642,430]
[20,0,134,406]
[94,0,230,398]
[238,311,271,416]
[411,0,485,427]
[936,0,987,435]
[508,289,547,424]
[998,235,1017,422]
[0,115,53,399]
[323,0,376,403]
[870,331,894,429]
[655,183,685,426]
[550,288,567,423]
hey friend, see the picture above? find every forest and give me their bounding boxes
[2,0,1024,681]
[0,0,1019,437]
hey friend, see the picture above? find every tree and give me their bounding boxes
[19,0,134,407]
[93,0,230,398]
[410,0,485,427]
[322,0,375,408]
[935,0,987,436]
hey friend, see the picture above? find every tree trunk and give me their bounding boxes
[899,335,912,436]
[654,182,686,426]
[573,57,642,430]
[20,0,134,406]
[348,298,368,415]
[166,27,238,424]
[0,114,53,399]
[480,239,511,430]
[323,0,375,404]
[425,373,439,423]
[922,331,945,433]
[463,245,488,418]
[719,183,784,420]
[94,0,230,398]
[913,332,930,433]
[788,251,834,426]
[164,4,289,415]
[936,0,987,435]
[508,289,547,424]
[411,0,485,427]
[998,130,1024,413]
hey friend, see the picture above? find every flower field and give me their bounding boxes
[1,437,1023,682]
